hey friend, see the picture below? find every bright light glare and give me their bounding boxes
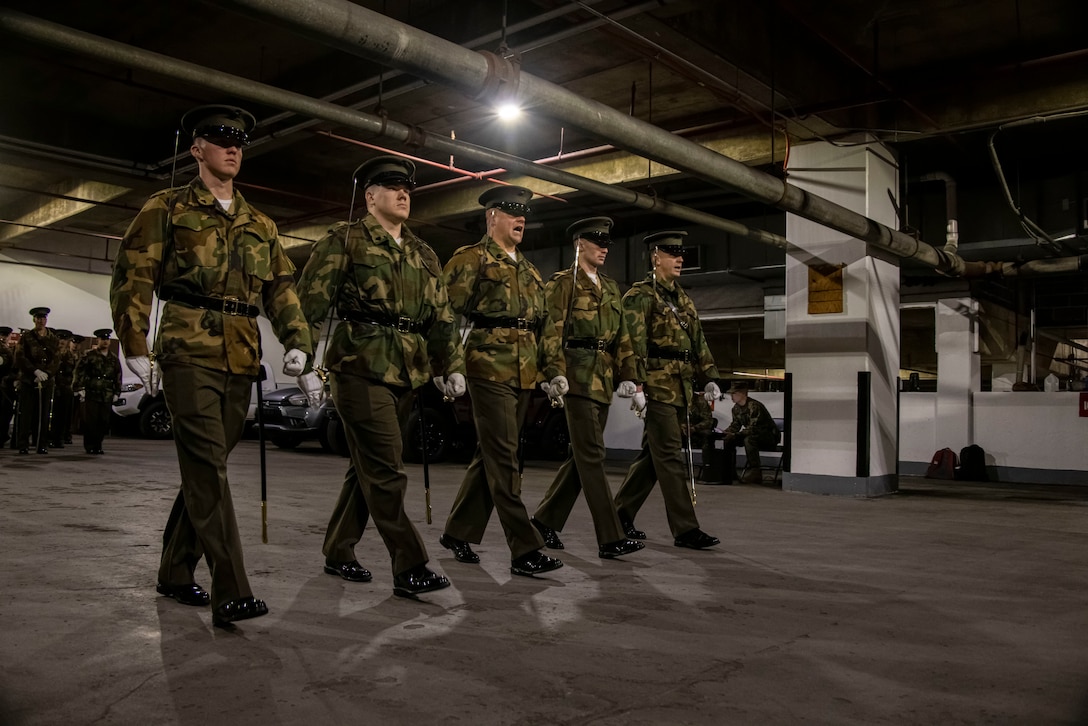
[496,103,522,121]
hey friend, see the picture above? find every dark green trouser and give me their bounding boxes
[82,399,112,452]
[323,374,427,576]
[444,378,544,560]
[16,380,53,449]
[534,394,624,545]
[159,362,252,609]
[613,398,700,538]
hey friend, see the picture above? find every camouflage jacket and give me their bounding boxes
[444,235,564,389]
[110,177,313,377]
[74,350,123,403]
[0,341,13,385]
[296,215,464,389]
[545,266,633,404]
[54,348,77,391]
[16,328,60,385]
[723,397,779,442]
[618,272,719,408]
[687,394,717,448]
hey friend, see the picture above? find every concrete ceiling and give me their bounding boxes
[1,0,1086,327]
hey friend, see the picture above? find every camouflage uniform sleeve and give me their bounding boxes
[420,245,466,378]
[111,194,169,358]
[537,271,565,382]
[686,295,720,386]
[111,356,123,397]
[724,403,743,435]
[612,281,636,384]
[543,274,571,343]
[619,285,649,384]
[296,223,350,336]
[261,219,313,364]
[442,245,480,319]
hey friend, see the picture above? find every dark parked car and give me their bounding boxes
[257,385,337,451]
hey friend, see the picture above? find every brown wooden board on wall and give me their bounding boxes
[808,263,845,314]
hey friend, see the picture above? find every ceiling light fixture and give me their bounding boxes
[496,103,522,121]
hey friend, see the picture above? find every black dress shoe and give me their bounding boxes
[36,447,48,455]
[18,448,29,455]
[156,582,211,606]
[393,565,451,598]
[94,449,105,455]
[530,517,564,549]
[323,560,373,582]
[212,596,268,628]
[598,538,645,559]
[674,528,720,550]
[510,550,564,577]
[618,512,646,540]
[439,534,480,564]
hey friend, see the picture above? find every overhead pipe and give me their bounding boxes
[918,172,958,255]
[209,0,1088,279]
[0,8,785,249]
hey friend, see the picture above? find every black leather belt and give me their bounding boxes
[565,338,608,351]
[165,292,258,317]
[340,309,422,333]
[648,345,692,362]
[470,314,537,331]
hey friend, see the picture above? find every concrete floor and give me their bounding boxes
[1,437,1086,726]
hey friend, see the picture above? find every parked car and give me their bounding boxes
[256,385,336,451]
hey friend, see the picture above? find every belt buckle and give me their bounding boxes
[595,340,607,351]
[222,297,241,316]
[682,350,691,362]
[516,318,530,331]
[395,316,413,333]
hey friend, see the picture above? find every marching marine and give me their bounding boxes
[613,231,722,549]
[49,329,77,449]
[530,217,644,559]
[440,185,568,577]
[296,155,464,598]
[0,326,15,448]
[111,104,315,627]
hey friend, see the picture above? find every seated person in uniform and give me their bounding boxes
[721,382,780,483]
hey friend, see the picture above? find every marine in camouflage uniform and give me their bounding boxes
[440,185,567,577]
[73,329,122,455]
[530,217,644,559]
[614,231,722,549]
[0,326,14,448]
[296,156,462,597]
[111,105,313,624]
[49,329,76,448]
[722,382,780,483]
[16,307,59,455]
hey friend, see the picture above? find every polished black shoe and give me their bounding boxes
[598,538,645,559]
[18,448,29,455]
[530,517,564,549]
[94,449,105,455]
[36,447,48,455]
[212,596,269,628]
[393,565,451,598]
[674,528,720,550]
[439,534,480,564]
[156,582,211,607]
[323,560,373,582]
[618,512,646,540]
[510,550,564,577]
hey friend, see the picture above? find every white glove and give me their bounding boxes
[549,375,569,397]
[616,380,638,398]
[76,389,86,402]
[34,369,49,383]
[703,381,722,403]
[445,372,466,398]
[631,391,647,419]
[282,348,307,377]
[125,355,159,396]
[297,371,325,407]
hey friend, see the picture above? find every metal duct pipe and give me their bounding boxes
[211,0,959,271]
[0,8,786,249]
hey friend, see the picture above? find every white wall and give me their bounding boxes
[971,392,1088,473]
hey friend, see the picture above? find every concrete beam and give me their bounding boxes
[0,179,130,245]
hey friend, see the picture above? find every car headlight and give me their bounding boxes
[121,382,144,393]
[286,393,309,407]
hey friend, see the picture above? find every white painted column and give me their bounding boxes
[936,297,980,451]
[783,139,900,496]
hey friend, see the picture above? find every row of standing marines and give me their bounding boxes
[108,104,773,629]
[0,315,122,456]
